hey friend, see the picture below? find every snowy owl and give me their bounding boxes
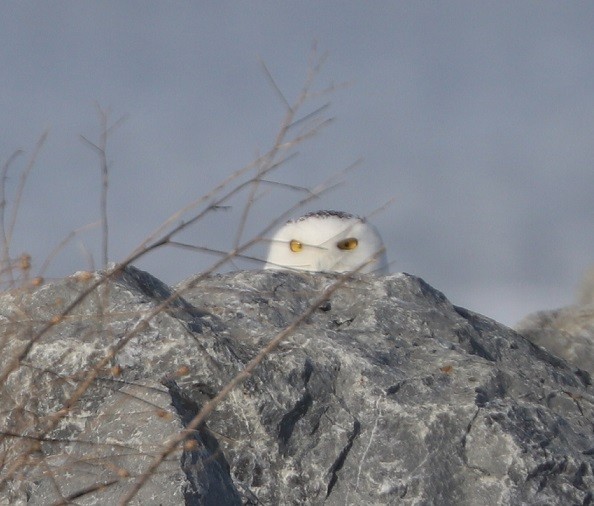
[264,210,388,274]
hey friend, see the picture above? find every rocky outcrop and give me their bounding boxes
[0,267,592,505]
[516,304,594,377]
[516,265,594,376]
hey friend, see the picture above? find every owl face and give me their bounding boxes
[265,211,388,274]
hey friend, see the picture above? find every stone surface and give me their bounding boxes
[516,304,594,377]
[516,264,594,377]
[0,266,593,505]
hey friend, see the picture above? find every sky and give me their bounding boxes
[1,2,594,326]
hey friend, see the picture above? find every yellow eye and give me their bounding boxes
[337,238,358,250]
[289,239,303,252]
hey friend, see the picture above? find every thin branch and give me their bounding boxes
[98,108,109,269]
[234,57,329,249]
[80,106,127,269]
[287,102,331,131]
[168,241,269,267]
[38,221,100,277]
[7,130,49,247]
[258,57,292,112]
[0,133,47,288]
[132,151,296,258]
[0,149,24,284]
[366,197,396,221]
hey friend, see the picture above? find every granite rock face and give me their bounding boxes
[0,267,592,505]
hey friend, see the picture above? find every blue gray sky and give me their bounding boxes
[2,2,594,326]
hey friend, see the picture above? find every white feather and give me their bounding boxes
[265,211,388,274]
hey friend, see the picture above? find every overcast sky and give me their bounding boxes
[2,2,594,326]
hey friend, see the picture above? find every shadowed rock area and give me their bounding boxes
[0,266,592,505]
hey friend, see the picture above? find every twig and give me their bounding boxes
[0,149,23,286]
[234,58,327,249]
[38,221,100,277]
[80,106,126,269]
[258,57,292,112]
[7,130,49,247]
[0,132,48,288]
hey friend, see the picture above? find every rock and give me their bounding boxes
[516,306,594,377]
[516,265,594,376]
[578,266,594,307]
[0,266,592,505]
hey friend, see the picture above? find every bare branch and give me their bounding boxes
[0,149,24,284]
[7,130,49,247]
[0,133,48,288]
[81,106,126,270]
[38,221,100,276]
[259,57,292,112]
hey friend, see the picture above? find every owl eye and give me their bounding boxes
[289,239,303,252]
[337,238,358,251]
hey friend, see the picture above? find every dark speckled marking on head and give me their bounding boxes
[291,210,365,223]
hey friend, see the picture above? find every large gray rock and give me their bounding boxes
[0,267,592,505]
